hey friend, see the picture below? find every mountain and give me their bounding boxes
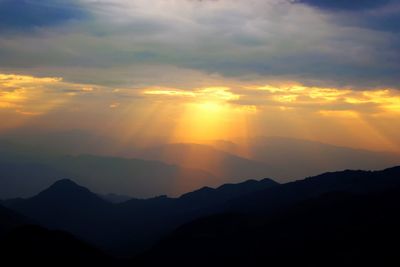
[224,166,400,214]
[129,138,400,184]
[130,165,400,263]
[216,136,400,180]
[0,140,215,198]
[178,178,278,211]
[0,204,30,235]
[100,193,133,203]
[0,225,117,267]
[134,187,400,267]
[4,177,278,256]
[3,166,400,261]
[2,133,398,198]
[3,179,116,247]
[132,143,280,185]
[48,154,217,198]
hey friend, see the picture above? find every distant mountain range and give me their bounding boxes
[2,166,400,264]
[132,143,280,184]
[1,133,399,199]
[243,136,400,179]
[0,140,215,198]
[131,138,400,182]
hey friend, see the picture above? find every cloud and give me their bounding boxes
[0,73,101,116]
[0,0,399,89]
[0,0,87,31]
[295,0,392,11]
[1,71,399,152]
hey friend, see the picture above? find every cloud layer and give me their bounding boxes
[0,0,399,89]
[1,0,400,152]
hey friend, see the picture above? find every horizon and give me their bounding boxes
[9,165,400,201]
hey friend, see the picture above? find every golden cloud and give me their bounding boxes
[0,73,98,116]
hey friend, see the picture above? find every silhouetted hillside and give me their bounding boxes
[100,193,133,203]
[225,166,400,214]
[3,166,399,258]
[3,179,120,252]
[134,187,400,267]
[178,178,278,211]
[0,225,117,267]
[0,204,30,235]
[4,177,278,256]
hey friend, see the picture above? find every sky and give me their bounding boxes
[1,0,400,152]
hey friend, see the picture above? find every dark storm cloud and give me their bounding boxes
[296,0,392,11]
[0,0,87,31]
[296,0,400,33]
[0,0,399,89]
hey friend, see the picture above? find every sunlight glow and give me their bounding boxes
[1,73,400,152]
[0,73,103,118]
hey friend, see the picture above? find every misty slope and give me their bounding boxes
[133,143,280,185]
[217,136,400,180]
[0,140,215,198]
[3,131,398,192]
[50,154,215,197]
[4,177,278,256]
[135,188,400,267]
[131,138,400,184]
[0,129,116,156]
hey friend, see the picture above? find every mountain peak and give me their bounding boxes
[35,179,96,201]
[52,178,79,187]
[47,179,84,192]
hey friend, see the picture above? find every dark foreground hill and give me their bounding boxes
[3,177,278,256]
[0,204,30,236]
[134,188,400,267]
[0,225,117,267]
[2,166,400,265]
[0,202,118,266]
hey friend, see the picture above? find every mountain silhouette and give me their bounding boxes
[178,178,278,211]
[2,166,400,264]
[134,187,400,267]
[0,225,117,267]
[33,179,106,204]
[3,179,117,251]
[224,166,400,214]
[0,204,31,235]
[4,176,278,256]
[0,140,215,198]
[100,193,132,203]
[2,137,399,199]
